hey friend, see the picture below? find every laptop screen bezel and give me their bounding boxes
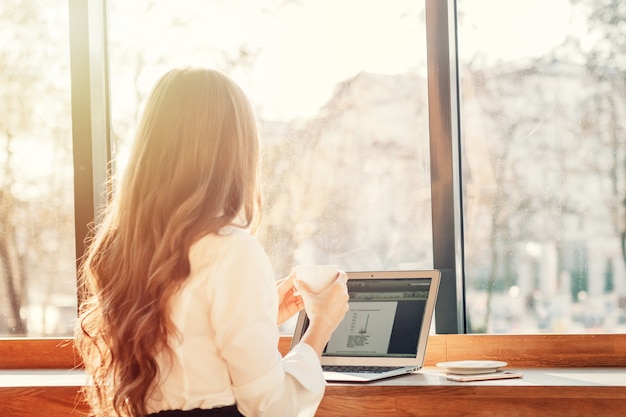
[290,269,441,368]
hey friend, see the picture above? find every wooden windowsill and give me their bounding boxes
[2,333,626,369]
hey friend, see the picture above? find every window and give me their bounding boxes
[0,0,76,337]
[2,0,625,341]
[457,0,626,333]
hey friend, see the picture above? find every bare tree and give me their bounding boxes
[461,63,546,332]
[572,0,626,264]
[0,135,26,334]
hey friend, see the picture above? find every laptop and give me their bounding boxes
[290,269,440,383]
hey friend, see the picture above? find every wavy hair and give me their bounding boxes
[75,68,261,417]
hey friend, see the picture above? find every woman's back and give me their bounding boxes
[147,228,285,413]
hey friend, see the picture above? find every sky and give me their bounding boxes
[106,0,585,122]
[458,0,589,64]
[457,0,577,63]
[108,0,424,121]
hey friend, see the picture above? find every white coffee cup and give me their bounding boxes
[295,264,339,293]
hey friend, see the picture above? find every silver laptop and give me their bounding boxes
[291,270,440,383]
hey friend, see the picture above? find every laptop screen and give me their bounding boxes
[301,277,432,359]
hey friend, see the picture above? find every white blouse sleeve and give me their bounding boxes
[205,231,325,417]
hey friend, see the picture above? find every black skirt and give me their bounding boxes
[147,406,245,417]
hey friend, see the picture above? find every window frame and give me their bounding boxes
[425,0,466,334]
[1,0,622,366]
[69,0,111,273]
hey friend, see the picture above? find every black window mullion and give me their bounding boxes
[425,0,466,334]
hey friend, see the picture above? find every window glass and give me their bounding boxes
[107,0,433,331]
[0,0,76,337]
[458,0,626,333]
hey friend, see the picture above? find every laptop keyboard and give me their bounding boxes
[322,365,404,374]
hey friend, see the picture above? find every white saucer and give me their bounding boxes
[436,360,508,375]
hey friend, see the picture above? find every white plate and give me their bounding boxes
[436,360,508,375]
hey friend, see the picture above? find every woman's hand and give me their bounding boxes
[294,270,350,356]
[276,270,304,326]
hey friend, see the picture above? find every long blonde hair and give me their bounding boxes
[76,68,261,417]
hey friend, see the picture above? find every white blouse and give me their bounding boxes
[146,227,325,417]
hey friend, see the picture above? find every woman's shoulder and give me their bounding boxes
[189,226,273,286]
[190,227,262,260]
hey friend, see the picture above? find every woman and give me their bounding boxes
[76,68,349,417]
